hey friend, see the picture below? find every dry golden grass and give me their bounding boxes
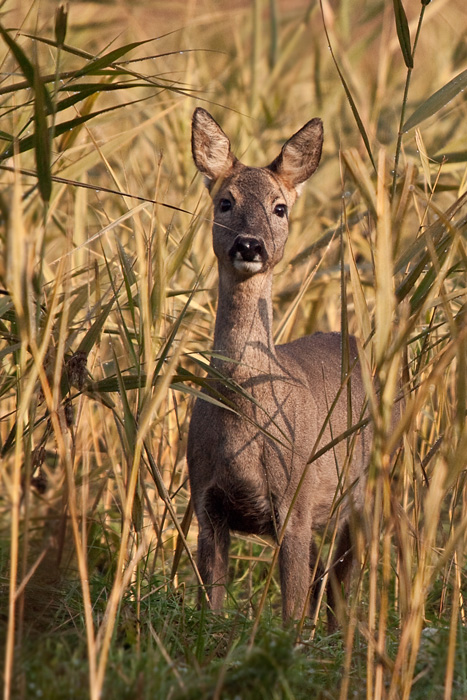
[0,1,466,698]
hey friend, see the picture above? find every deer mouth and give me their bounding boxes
[229,236,266,275]
[232,259,264,275]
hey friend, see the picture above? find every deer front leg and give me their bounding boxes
[309,538,326,617]
[278,529,312,622]
[327,521,353,633]
[197,489,231,610]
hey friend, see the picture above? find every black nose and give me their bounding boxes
[230,237,264,262]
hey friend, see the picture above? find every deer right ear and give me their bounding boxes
[192,108,236,184]
[268,118,323,195]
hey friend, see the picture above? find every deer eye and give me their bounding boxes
[219,198,232,212]
[274,203,287,218]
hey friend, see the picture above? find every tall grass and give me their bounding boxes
[0,0,466,698]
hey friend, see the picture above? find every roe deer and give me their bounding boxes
[187,108,369,630]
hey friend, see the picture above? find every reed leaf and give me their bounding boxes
[374,150,394,365]
[403,68,467,132]
[0,99,152,160]
[32,60,51,204]
[0,24,53,114]
[392,0,413,69]
[319,2,376,172]
[73,39,156,79]
[76,296,115,355]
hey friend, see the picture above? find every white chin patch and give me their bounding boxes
[233,260,263,275]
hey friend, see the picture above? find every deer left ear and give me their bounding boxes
[192,108,237,184]
[268,118,323,195]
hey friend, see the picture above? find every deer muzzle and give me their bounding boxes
[229,236,266,275]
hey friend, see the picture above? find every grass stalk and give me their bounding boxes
[391,3,428,199]
[250,0,262,114]
[3,358,25,700]
[444,547,461,700]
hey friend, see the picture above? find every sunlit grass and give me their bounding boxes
[0,0,466,698]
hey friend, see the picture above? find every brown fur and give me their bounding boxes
[187,108,369,629]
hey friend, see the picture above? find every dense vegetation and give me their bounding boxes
[0,1,466,698]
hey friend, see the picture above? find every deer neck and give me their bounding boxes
[213,268,276,378]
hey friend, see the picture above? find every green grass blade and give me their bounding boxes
[403,68,467,132]
[0,23,36,85]
[0,97,152,160]
[115,239,138,323]
[54,4,68,47]
[0,24,53,113]
[319,1,376,172]
[150,284,198,385]
[432,150,467,164]
[33,62,51,204]
[0,130,13,143]
[392,0,413,69]
[101,248,139,372]
[55,82,155,112]
[73,39,155,79]
[111,345,137,453]
[89,375,146,393]
[77,296,115,355]
[394,192,467,273]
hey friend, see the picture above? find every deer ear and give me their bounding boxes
[192,108,236,184]
[268,118,323,195]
